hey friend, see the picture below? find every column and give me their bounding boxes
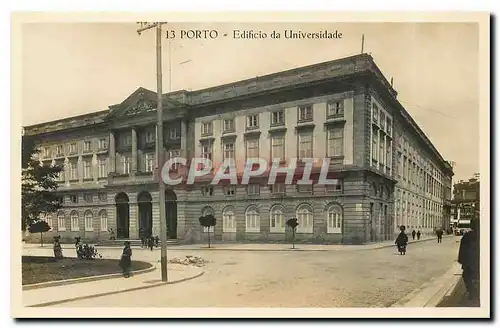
[129,203,139,239]
[109,131,116,173]
[180,120,187,158]
[78,155,83,183]
[131,127,138,172]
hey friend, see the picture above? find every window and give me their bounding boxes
[222,206,236,233]
[98,159,107,178]
[98,138,108,150]
[69,162,78,181]
[201,143,213,161]
[56,145,64,156]
[57,212,65,231]
[145,153,155,172]
[246,139,259,159]
[270,205,285,233]
[83,160,92,179]
[327,101,344,118]
[298,105,313,122]
[380,112,386,130]
[84,211,93,231]
[270,183,286,195]
[202,207,215,233]
[42,147,51,158]
[202,186,213,196]
[297,184,313,193]
[122,156,131,174]
[247,184,260,196]
[40,214,53,231]
[372,103,379,122]
[70,211,79,231]
[372,127,378,162]
[298,132,313,160]
[145,131,155,143]
[325,179,343,193]
[387,118,392,136]
[69,194,78,203]
[83,140,92,152]
[223,119,235,132]
[225,186,236,197]
[327,127,344,157]
[327,205,342,233]
[245,206,260,232]
[271,110,285,126]
[122,135,132,147]
[379,133,385,166]
[201,122,213,136]
[84,193,93,203]
[56,165,65,181]
[247,115,259,129]
[223,142,235,163]
[98,192,107,202]
[296,204,313,233]
[69,143,77,154]
[271,135,285,161]
[169,127,181,140]
[99,210,108,231]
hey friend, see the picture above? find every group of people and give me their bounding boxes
[395,221,480,306]
[141,235,159,251]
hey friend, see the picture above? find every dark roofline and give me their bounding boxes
[24,109,109,129]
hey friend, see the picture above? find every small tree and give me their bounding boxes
[286,218,299,249]
[28,220,51,247]
[199,214,217,248]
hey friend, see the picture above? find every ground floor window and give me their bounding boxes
[99,210,108,231]
[296,204,313,233]
[84,211,93,231]
[327,204,342,233]
[245,206,260,232]
[223,206,236,233]
[270,205,285,233]
[70,211,79,231]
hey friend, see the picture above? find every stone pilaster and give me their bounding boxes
[180,120,187,158]
[129,203,139,239]
[109,131,116,173]
[78,155,83,183]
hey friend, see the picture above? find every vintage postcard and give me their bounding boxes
[11,11,490,318]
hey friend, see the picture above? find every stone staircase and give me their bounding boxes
[95,239,180,247]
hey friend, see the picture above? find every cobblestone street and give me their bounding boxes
[25,236,461,308]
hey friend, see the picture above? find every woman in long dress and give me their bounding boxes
[53,236,63,259]
[119,241,132,278]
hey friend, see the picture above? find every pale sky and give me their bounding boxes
[21,22,479,181]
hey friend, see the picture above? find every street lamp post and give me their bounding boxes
[137,22,168,282]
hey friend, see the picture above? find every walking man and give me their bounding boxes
[458,219,480,306]
[436,228,444,243]
[395,225,409,255]
[416,230,421,240]
[411,229,416,240]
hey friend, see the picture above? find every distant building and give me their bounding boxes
[450,175,480,229]
[23,54,453,245]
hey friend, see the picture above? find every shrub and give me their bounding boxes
[76,244,102,260]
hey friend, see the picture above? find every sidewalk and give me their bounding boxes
[23,263,204,307]
[23,234,456,252]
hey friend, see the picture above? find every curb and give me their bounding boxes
[390,262,464,307]
[22,262,156,291]
[27,268,204,308]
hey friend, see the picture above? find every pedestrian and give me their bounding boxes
[458,219,480,306]
[436,228,444,243]
[148,235,154,251]
[53,236,63,259]
[416,230,421,240]
[119,241,132,278]
[395,225,408,255]
[154,236,159,248]
[108,228,116,240]
[411,229,416,240]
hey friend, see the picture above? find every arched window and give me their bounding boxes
[296,204,313,233]
[327,204,342,234]
[222,206,236,233]
[201,207,214,232]
[70,211,79,231]
[57,211,66,231]
[270,205,285,233]
[245,206,260,232]
[84,210,93,232]
[99,210,108,231]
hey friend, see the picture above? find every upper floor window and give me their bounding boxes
[98,159,107,178]
[201,143,213,161]
[372,103,379,122]
[145,153,155,172]
[121,156,131,174]
[145,131,155,143]
[83,140,92,152]
[69,162,78,180]
[69,143,77,154]
[271,110,285,126]
[298,105,313,122]
[327,127,344,157]
[271,135,285,162]
[247,184,260,196]
[380,111,386,130]
[56,145,64,156]
[325,179,343,193]
[270,183,286,195]
[225,186,236,197]
[246,139,259,159]
[386,118,392,136]
[83,159,92,179]
[98,138,108,150]
[223,119,235,132]
[201,122,213,136]
[327,100,344,118]
[202,186,214,197]
[247,115,259,129]
[223,142,235,163]
[122,135,132,147]
[298,132,313,160]
[169,127,181,140]
[42,147,51,158]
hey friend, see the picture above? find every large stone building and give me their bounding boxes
[24,54,453,245]
[450,174,480,229]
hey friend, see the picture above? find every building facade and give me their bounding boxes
[450,175,480,229]
[24,54,453,245]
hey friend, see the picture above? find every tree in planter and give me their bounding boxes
[22,135,63,231]
[28,220,51,247]
[286,218,299,249]
[199,214,217,248]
